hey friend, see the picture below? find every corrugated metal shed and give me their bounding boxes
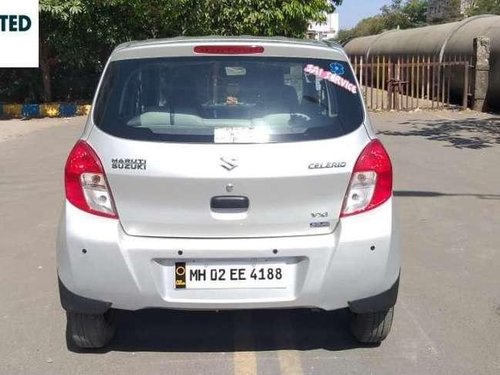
[344,15,500,109]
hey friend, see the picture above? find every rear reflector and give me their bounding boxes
[194,45,264,55]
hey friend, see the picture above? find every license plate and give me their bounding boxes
[174,261,288,289]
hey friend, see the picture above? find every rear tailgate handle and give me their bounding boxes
[210,196,249,212]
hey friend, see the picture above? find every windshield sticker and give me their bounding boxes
[329,62,345,75]
[214,127,269,144]
[304,64,357,94]
[315,76,322,91]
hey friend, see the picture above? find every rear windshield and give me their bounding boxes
[93,56,364,143]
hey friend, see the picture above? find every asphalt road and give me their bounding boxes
[0,111,499,374]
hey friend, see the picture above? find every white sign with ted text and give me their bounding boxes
[0,0,39,67]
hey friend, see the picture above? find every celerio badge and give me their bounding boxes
[308,161,346,170]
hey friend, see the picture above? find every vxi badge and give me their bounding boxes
[308,161,347,170]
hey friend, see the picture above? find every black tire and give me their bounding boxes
[66,310,116,349]
[350,306,394,344]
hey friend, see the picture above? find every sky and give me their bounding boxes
[335,0,393,29]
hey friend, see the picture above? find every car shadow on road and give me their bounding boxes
[394,190,500,200]
[70,308,371,353]
[378,116,500,149]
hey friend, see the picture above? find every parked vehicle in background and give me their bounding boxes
[57,37,400,348]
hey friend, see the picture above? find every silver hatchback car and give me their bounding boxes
[57,37,400,348]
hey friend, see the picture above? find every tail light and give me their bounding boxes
[194,45,264,54]
[341,139,393,217]
[64,141,118,219]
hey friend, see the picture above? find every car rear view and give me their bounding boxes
[57,37,400,348]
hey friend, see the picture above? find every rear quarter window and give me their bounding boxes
[93,56,364,143]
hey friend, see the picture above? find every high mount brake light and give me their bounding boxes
[341,139,393,217]
[64,141,118,219]
[193,45,265,54]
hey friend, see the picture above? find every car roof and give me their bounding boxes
[110,36,347,62]
[116,36,342,50]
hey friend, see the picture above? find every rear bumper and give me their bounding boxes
[58,277,111,314]
[58,274,400,315]
[57,198,400,312]
[348,272,399,313]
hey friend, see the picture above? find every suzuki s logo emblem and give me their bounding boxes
[220,157,238,171]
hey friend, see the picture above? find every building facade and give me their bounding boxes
[427,0,474,22]
[307,12,340,40]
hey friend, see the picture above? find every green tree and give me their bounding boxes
[402,0,428,25]
[380,0,427,29]
[180,0,339,37]
[468,0,500,15]
[428,0,463,23]
[336,28,357,44]
[36,0,342,101]
[352,16,387,37]
[39,0,85,101]
[336,0,427,43]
